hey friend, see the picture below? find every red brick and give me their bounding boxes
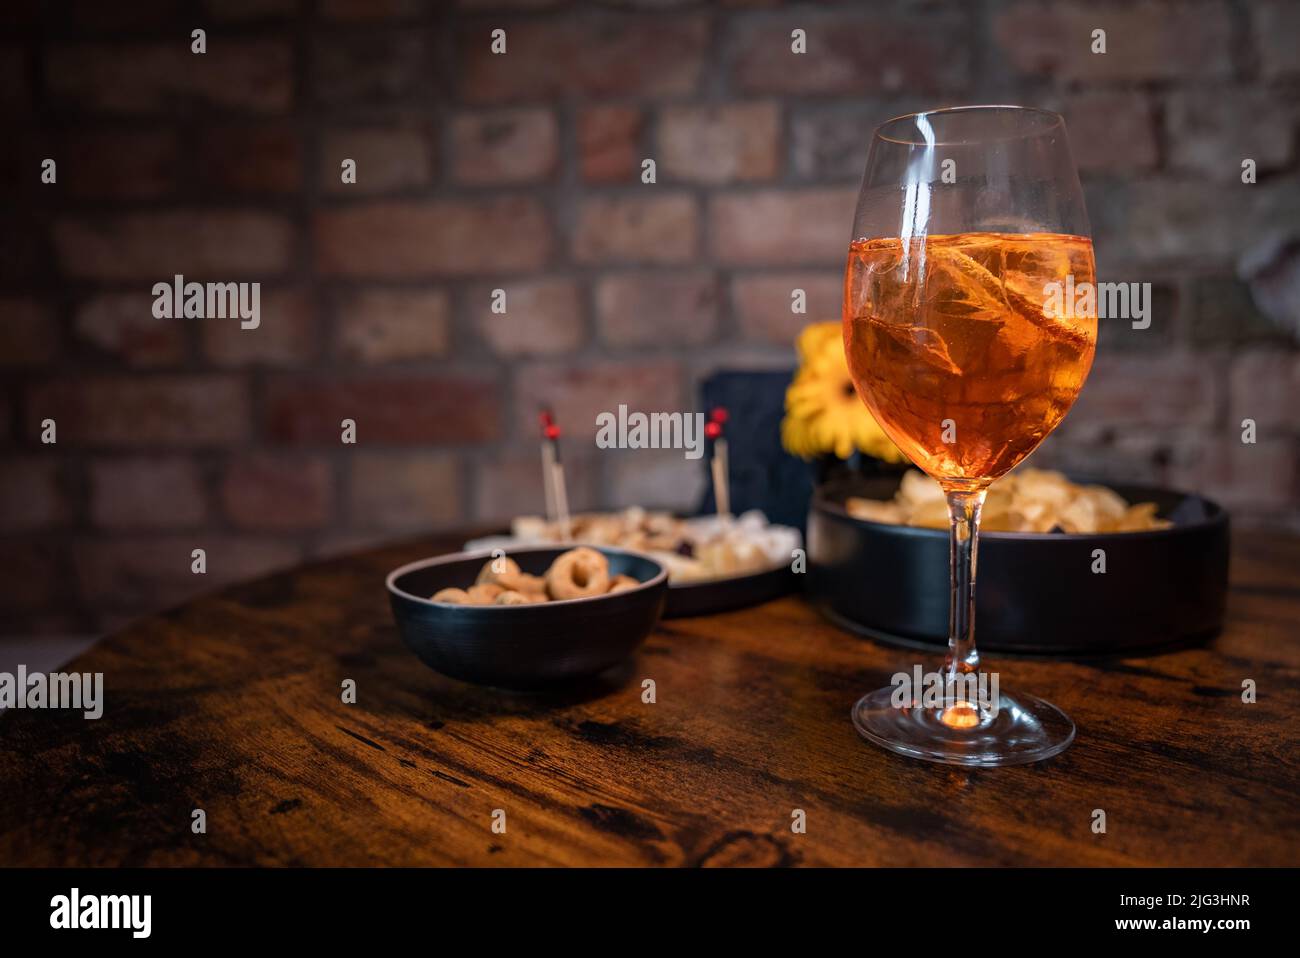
[732,272,843,345]
[514,360,684,442]
[1063,92,1157,174]
[90,457,208,529]
[658,102,780,184]
[709,188,855,266]
[73,293,186,368]
[196,124,302,194]
[992,3,1074,77]
[264,374,501,444]
[595,272,720,347]
[313,32,428,106]
[1166,91,1294,180]
[27,376,251,445]
[0,458,66,530]
[1064,355,1220,438]
[314,198,551,277]
[335,288,451,363]
[683,344,796,387]
[729,12,969,94]
[994,1,1232,82]
[52,211,295,281]
[1230,352,1299,435]
[321,125,434,195]
[221,453,333,530]
[0,297,58,366]
[348,453,461,531]
[459,15,707,103]
[1253,1,1300,80]
[579,106,644,183]
[471,449,600,522]
[789,100,928,182]
[471,279,584,358]
[605,448,706,513]
[44,130,179,200]
[451,109,558,185]
[201,288,317,366]
[572,195,698,265]
[74,536,302,613]
[48,40,293,114]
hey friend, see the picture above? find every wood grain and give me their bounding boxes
[1,530,1298,866]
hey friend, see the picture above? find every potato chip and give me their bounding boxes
[843,498,906,524]
[908,499,950,529]
[844,468,1171,534]
[899,469,945,507]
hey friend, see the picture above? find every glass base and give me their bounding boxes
[851,686,1074,767]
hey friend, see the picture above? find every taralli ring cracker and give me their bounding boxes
[497,571,547,595]
[495,590,544,605]
[476,556,521,586]
[465,583,504,604]
[545,547,610,600]
[430,549,639,606]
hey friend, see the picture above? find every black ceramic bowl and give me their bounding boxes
[387,545,667,689]
[808,475,1230,655]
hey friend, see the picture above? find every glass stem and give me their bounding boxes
[944,488,987,685]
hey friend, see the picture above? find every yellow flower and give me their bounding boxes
[781,321,905,463]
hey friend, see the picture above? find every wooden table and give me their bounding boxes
[2,530,1297,867]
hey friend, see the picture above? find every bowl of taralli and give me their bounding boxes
[386,545,668,689]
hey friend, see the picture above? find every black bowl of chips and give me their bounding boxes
[807,470,1230,655]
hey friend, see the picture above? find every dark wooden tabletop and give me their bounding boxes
[1,529,1298,867]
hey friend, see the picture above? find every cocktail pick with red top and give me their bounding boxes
[539,411,571,541]
[538,410,557,523]
[708,406,731,520]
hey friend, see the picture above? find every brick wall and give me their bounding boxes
[1,0,1297,635]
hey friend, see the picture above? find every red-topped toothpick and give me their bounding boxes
[539,410,571,541]
[708,406,731,519]
[539,410,557,523]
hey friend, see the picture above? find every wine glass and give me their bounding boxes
[842,105,1096,766]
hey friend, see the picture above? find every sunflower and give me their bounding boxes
[781,321,905,463]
